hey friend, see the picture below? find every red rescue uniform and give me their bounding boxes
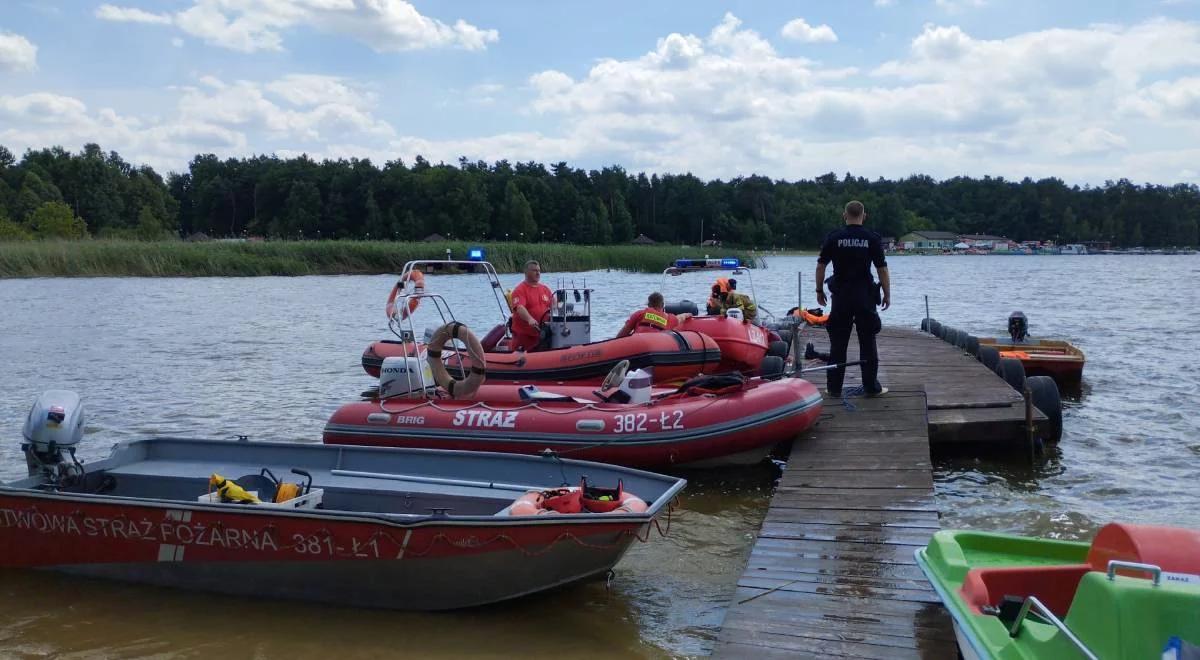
[510,281,553,351]
[618,307,680,337]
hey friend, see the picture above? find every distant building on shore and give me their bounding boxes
[900,231,957,250]
[632,233,656,245]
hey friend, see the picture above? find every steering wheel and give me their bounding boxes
[600,359,631,390]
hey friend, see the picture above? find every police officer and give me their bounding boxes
[815,200,891,397]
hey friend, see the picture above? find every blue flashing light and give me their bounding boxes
[674,257,741,269]
[468,247,485,262]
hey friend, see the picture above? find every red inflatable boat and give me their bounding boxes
[323,376,822,469]
[362,330,722,384]
[675,315,769,373]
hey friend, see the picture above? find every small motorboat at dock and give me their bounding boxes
[3,391,685,611]
[977,312,1085,385]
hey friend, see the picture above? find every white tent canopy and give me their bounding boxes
[954,242,970,249]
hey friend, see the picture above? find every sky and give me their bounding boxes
[1,0,1199,184]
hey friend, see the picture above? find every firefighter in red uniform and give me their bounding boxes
[617,292,693,337]
[510,260,553,352]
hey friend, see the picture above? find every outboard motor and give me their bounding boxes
[22,390,86,487]
[614,369,652,405]
[379,355,433,399]
[548,282,592,349]
[1008,311,1029,342]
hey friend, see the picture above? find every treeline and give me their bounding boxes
[2,143,1198,248]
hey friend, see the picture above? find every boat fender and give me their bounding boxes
[427,322,487,398]
[385,270,425,321]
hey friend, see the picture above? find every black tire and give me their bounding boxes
[998,357,1026,392]
[921,317,931,332]
[955,331,971,350]
[767,340,789,359]
[946,328,961,347]
[965,335,980,357]
[776,329,794,346]
[759,355,785,379]
[937,324,952,340]
[979,345,1000,371]
[929,320,942,336]
[1028,376,1063,443]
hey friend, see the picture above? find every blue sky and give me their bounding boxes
[2,0,1199,184]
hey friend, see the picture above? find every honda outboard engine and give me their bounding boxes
[379,355,434,399]
[1008,311,1029,342]
[548,281,592,349]
[22,390,86,487]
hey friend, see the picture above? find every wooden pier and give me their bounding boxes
[714,326,1040,658]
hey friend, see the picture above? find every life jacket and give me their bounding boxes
[707,278,731,314]
[634,307,671,332]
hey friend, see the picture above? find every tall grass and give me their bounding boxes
[0,240,759,278]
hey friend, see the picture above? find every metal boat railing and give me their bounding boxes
[384,259,512,398]
[1007,595,1099,660]
[660,264,774,323]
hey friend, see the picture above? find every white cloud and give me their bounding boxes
[9,14,1200,186]
[95,4,173,25]
[1123,76,1200,119]
[100,0,497,54]
[518,14,1200,182]
[171,37,184,47]
[781,18,838,43]
[0,72,397,173]
[935,0,987,12]
[875,0,897,6]
[0,30,37,72]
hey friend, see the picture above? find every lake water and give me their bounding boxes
[1,254,1198,657]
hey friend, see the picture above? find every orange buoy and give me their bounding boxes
[385,270,425,320]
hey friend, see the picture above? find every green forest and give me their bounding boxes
[1,143,1198,248]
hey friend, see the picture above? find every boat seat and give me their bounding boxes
[961,563,1090,617]
[1087,522,1200,576]
[1062,569,1200,659]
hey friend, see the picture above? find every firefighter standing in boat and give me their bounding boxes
[815,200,891,397]
[510,260,553,352]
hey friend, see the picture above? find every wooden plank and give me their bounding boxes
[716,624,958,659]
[764,508,940,527]
[757,522,939,547]
[779,469,934,489]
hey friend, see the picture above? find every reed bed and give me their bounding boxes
[0,240,758,278]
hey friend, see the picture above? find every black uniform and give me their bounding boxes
[817,225,887,395]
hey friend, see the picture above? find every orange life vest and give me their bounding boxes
[633,307,671,332]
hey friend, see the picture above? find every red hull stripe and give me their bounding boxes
[325,391,821,447]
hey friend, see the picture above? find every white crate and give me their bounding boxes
[196,488,323,510]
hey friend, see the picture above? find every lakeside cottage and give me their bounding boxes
[900,230,958,250]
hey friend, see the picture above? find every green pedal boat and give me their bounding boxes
[915,523,1200,660]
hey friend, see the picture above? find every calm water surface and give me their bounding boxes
[1,254,1197,657]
